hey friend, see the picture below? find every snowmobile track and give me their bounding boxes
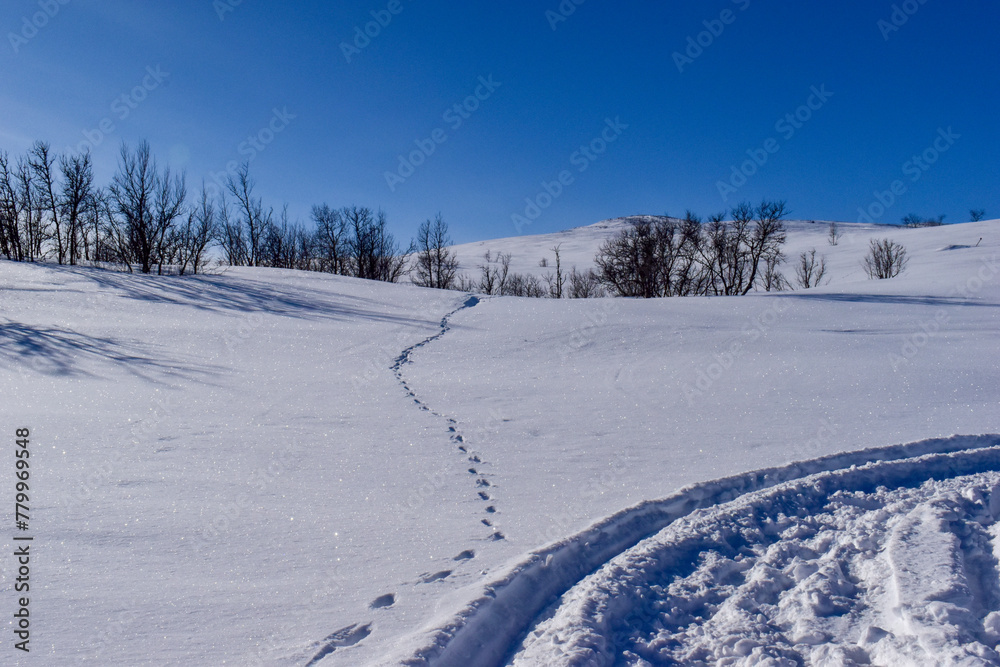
[382,434,1000,667]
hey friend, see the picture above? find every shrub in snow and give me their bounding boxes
[863,238,909,280]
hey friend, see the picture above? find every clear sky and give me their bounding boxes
[2,0,997,243]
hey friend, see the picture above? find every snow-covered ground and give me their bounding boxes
[1,218,998,665]
[511,440,1000,666]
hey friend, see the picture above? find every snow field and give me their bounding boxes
[0,218,996,665]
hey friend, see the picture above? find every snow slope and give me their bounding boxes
[449,216,889,282]
[0,218,997,665]
[0,266,489,665]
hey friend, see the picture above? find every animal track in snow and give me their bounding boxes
[369,594,395,609]
[391,295,502,541]
[420,570,453,584]
[304,623,372,666]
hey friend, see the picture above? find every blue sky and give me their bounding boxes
[2,0,997,243]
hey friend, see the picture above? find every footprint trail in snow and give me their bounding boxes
[302,297,491,665]
[391,295,503,540]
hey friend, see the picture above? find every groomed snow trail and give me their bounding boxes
[383,435,1000,667]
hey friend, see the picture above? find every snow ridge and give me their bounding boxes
[383,435,1000,667]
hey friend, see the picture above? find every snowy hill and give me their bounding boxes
[1,217,998,665]
[450,216,965,286]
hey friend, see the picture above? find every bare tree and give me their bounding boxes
[762,251,790,292]
[795,248,827,289]
[595,204,787,298]
[902,213,945,228]
[87,188,116,263]
[477,250,511,295]
[697,201,788,296]
[970,209,986,222]
[673,212,708,296]
[108,141,185,273]
[711,205,753,295]
[412,214,459,289]
[29,142,64,263]
[504,272,546,297]
[828,221,841,246]
[455,273,477,292]
[863,238,909,279]
[312,204,347,275]
[568,267,605,298]
[108,141,157,272]
[595,217,681,298]
[341,206,411,282]
[58,150,95,265]
[176,183,217,275]
[16,156,47,261]
[261,206,313,270]
[741,200,788,295]
[544,244,565,298]
[152,167,187,275]
[0,152,25,261]
[217,193,247,267]
[225,162,271,267]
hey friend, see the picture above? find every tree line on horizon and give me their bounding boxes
[0,140,428,282]
[1,140,963,295]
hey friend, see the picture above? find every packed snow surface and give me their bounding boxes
[0,218,997,665]
[511,443,1000,666]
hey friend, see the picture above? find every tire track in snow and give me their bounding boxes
[391,294,503,539]
[380,434,1000,667]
